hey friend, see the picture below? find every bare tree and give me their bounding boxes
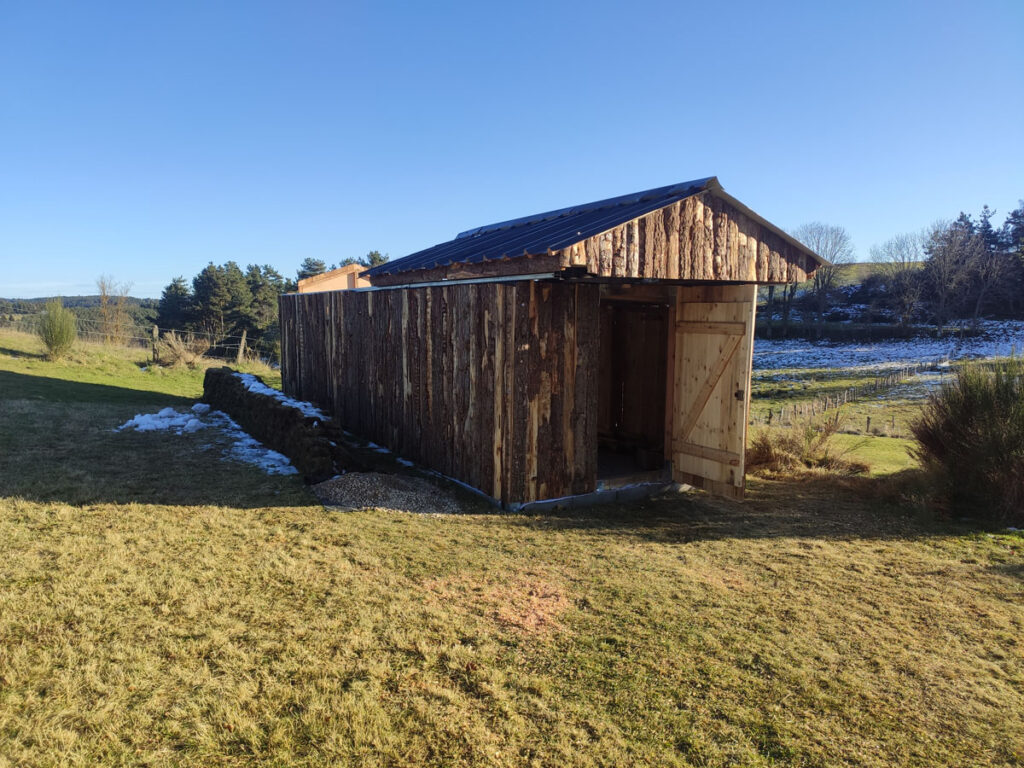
[870,232,924,327]
[966,234,1013,328]
[97,275,133,346]
[790,222,855,338]
[920,221,973,332]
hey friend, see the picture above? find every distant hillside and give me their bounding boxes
[0,295,157,313]
[0,296,159,339]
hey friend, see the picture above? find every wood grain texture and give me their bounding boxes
[279,282,599,505]
[548,192,813,284]
[668,284,757,498]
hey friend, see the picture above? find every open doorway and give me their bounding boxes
[597,298,671,485]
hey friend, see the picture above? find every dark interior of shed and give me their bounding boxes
[596,298,671,484]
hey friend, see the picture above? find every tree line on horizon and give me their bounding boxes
[154,252,388,356]
[764,201,1024,338]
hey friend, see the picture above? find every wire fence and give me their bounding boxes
[752,354,1022,434]
[0,313,280,365]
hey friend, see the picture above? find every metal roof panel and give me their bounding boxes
[364,177,717,278]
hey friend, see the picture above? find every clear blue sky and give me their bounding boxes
[2,0,1022,298]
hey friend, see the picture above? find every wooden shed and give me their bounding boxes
[297,263,371,293]
[279,177,822,506]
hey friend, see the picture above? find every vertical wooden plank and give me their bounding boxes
[476,283,495,497]
[578,283,600,494]
[690,196,705,280]
[533,283,553,499]
[666,203,681,281]
[510,282,533,501]
[611,228,625,276]
[626,220,640,277]
[636,217,648,278]
[554,284,572,497]
[727,212,740,281]
[502,282,517,504]
[664,293,678,463]
[599,232,613,277]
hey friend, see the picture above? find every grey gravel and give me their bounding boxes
[313,472,465,515]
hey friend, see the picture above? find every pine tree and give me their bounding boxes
[245,264,286,337]
[157,277,193,330]
[191,262,252,339]
[297,258,327,280]
[361,250,389,267]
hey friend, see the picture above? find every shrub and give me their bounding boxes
[747,410,869,476]
[36,298,77,359]
[156,331,210,368]
[911,359,1024,523]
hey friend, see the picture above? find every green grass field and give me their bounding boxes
[1,329,1023,767]
[750,365,929,475]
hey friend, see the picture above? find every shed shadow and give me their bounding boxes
[0,346,47,360]
[0,369,194,405]
[510,473,971,543]
[0,370,310,509]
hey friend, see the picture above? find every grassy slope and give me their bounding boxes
[1,330,1023,767]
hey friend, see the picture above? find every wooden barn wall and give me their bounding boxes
[279,282,600,505]
[368,192,816,287]
[553,192,814,283]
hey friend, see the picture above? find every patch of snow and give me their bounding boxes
[396,457,414,467]
[754,320,1024,371]
[233,373,326,419]
[117,405,299,475]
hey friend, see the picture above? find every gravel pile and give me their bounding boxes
[313,472,465,515]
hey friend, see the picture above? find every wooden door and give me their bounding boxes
[668,284,756,499]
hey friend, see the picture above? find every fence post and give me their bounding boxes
[152,325,159,363]
[235,328,247,364]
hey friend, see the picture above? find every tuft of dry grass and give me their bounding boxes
[155,330,211,368]
[747,410,870,477]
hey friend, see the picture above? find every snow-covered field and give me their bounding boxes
[117,402,298,475]
[753,320,1024,371]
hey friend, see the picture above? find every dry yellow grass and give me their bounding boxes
[2,329,1023,766]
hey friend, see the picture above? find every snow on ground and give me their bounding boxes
[234,373,326,420]
[754,320,1024,371]
[117,402,298,475]
[873,371,950,401]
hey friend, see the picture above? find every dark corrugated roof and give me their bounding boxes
[363,177,717,278]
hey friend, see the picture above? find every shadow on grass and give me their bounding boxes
[0,369,193,405]
[990,562,1024,583]
[510,471,968,543]
[0,346,46,360]
[0,369,994,533]
[0,374,309,509]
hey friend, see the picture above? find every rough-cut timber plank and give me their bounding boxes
[281,281,598,505]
